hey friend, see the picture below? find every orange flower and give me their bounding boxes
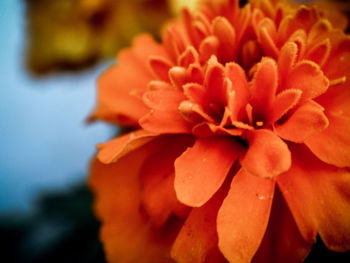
[90,0,350,262]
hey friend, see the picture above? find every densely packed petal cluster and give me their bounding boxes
[90,0,350,262]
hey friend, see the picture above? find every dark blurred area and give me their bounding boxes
[0,184,105,263]
[0,185,349,262]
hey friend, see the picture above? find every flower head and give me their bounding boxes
[90,0,350,262]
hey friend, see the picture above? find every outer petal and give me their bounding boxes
[90,147,179,263]
[97,129,157,164]
[140,135,194,227]
[309,38,350,167]
[171,177,230,263]
[277,144,350,251]
[274,100,329,143]
[305,112,350,168]
[240,129,291,178]
[93,35,167,126]
[252,188,312,263]
[217,168,275,263]
[174,136,242,207]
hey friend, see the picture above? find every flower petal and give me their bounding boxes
[140,89,193,134]
[271,88,302,123]
[93,34,166,126]
[174,136,242,207]
[212,16,237,62]
[305,112,350,168]
[97,129,157,164]
[250,58,278,123]
[252,188,312,263]
[140,135,194,227]
[274,100,329,143]
[277,42,298,90]
[277,144,350,251]
[217,168,275,263]
[241,129,291,178]
[205,56,226,106]
[318,38,350,117]
[171,179,229,263]
[284,60,329,101]
[90,149,179,263]
[225,62,249,121]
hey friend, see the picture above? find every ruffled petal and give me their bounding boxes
[284,60,329,101]
[93,34,167,126]
[274,100,329,143]
[277,144,350,251]
[97,129,157,164]
[271,88,302,123]
[140,89,193,134]
[252,188,312,263]
[217,168,275,263]
[241,129,291,178]
[305,112,350,168]
[174,136,242,207]
[171,179,229,263]
[90,149,179,263]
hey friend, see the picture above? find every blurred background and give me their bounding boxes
[0,0,181,262]
[0,0,349,262]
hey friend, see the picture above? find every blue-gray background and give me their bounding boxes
[0,0,114,212]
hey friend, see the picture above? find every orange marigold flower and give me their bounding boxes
[90,0,350,262]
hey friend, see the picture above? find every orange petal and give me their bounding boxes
[174,136,242,207]
[217,168,275,263]
[97,129,157,164]
[277,144,350,251]
[212,16,237,62]
[149,56,173,82]
[199,36,219,63]
[225,62,249,121]
[305,112,350,168]
[285,6,319,38]
[142,89,186,110]
[171,178,229,263]
[192,122,243,138]
[274,100,329,143]
[257,18,279,58]
[205,56,226,106]
[271,88,302,123]
[319,38,350,117]
[241,129,291,178]
[94,34,166,126]
[251,58,278,122]
[277,42,298,90]
[169,66,187,89]
[140,89,192,134]
[140,135,194,227]
[90,150,178,263]
[306,38,331,67]
[284,60,329,101]
[252,188,312,263]
[178,46,199,68]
